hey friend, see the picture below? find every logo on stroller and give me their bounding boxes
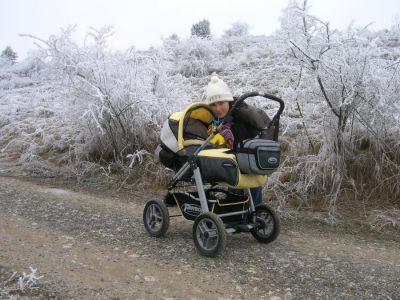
[181,203,202,217]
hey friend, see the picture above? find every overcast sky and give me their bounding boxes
[1,0,399,60]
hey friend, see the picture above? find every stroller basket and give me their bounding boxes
[171,190,249,224]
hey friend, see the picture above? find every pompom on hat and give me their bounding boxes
[204,75,234,105]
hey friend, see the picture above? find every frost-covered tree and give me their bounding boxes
[162,29,221,77]
[168,33,180,42]
[223,22,250,37]
[0,46,18,65]
[191,19,211,38]
[162,33,180,54]
[274,0,400,219]
[22,26,190,162]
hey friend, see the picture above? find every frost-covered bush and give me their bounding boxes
[0,267,42,298]
[19,26,192,164]
[223,22,250,38]
[0,74,34,89]
[0,51,45,90]
[269,0,400,216]
[163,36,220,77]
[0,4,398,217]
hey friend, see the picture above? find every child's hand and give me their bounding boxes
[220,123,234,149]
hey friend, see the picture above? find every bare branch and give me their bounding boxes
[316,76,340,118]
[19,33,51,47]
[289,41,318,64]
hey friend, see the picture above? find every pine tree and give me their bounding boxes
[191,19,211,38]
[1,46,18,64]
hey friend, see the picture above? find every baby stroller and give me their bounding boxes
[143,92,284,256]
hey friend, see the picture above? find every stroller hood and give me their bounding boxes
[160,102,213,154]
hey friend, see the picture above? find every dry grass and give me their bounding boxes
[267,127,399,227]
[367,209,400,232]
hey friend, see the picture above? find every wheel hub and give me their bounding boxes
[255,217,266,229]
[196,219,218,251]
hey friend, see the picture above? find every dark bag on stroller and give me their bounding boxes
[236,139,280,175]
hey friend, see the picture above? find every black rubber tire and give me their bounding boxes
[193,212,226,257]
[143,200,170,237]
[250,204,280,244]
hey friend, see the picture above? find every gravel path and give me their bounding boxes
[0,175,399,299]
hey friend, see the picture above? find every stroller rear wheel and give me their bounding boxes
[250,204,280,243]
[193,212,226,257]
[143,200,170,237]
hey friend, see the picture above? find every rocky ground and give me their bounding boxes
[0,175,399,299]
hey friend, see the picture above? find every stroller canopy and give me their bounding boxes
[161,102,213,154]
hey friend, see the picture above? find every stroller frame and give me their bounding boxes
[144,92,285,257]
[192,167,257,232]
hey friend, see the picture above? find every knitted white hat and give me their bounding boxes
[204,75,234,105]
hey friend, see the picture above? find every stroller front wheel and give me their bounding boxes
[143,200,170,237]
[193,212,226,257]
[250,204,280,243]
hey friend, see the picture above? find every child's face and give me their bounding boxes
[209,101,230,119]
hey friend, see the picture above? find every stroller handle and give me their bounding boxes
[224,92,285,123]
[222,92,285,141]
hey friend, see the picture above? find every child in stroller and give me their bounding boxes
[144,91,284,257]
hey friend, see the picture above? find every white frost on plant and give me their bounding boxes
[0,5,399,215]
[16,267,42,291]
[127,149,149,168]
[0,267,42,297]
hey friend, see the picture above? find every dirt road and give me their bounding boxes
[0,175,399,299]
